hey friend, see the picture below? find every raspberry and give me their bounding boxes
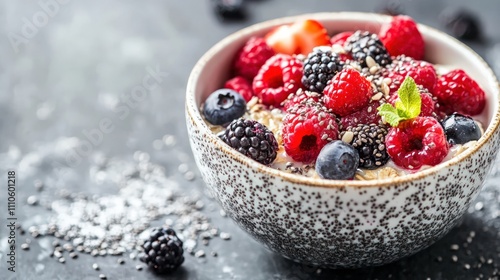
[253,54,303,107]
[345,31,392,67]
[323,68,373,117]
[233,37,275,80]
[388,86,438,118]
[282,89,321,112]
[385,116,449,170]
[385,55,437,94]
[224,76,254,102]
[221,118,278,165]
[330,31,354,46]
[301,47,344,92]
[433,69,486,115]
[340,102,382,130]
[282,101,339,163]
[379,15,425,60]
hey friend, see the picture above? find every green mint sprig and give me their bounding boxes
[377,76,421,127]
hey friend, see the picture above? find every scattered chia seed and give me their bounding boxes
[99,274,107,279]
[220,232,231,240]
[27,195,38,205]
[451,244,460,251]
[136,264,143,271]
[465,263,471,270]
[53,251,62,258]
[20,154,232,273]
[211,251,218,257]
[219,210,227,217]
[21,243,30,250]
[475,202,484,211]
[452,255,458,262]
[195,250,206,258]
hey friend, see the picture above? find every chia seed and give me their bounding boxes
[27,195,38,205]
[21,154,231,271]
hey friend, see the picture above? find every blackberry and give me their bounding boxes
[341,123,389,169]
[139,227,184,274]
[301,47,343,93]
[345,31,392,67]
[221,118,278,165]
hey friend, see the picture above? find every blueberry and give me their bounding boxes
[440,9,482,41]
[441,113,482,145]
[203,89,246,126]
[315,140,359,180]
[212,0,246,21]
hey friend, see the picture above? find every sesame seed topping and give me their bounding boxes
[371,92,383,101]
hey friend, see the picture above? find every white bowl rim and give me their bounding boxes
[186,12,500,188]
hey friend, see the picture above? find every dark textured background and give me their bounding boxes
[1,0,500,279]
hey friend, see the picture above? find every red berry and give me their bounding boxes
[385,56,437,94]
[330,31,354,46]
[385,117,449,170]
[379,15,425,60]
[340,102,382,130]
[224,76,254,102]
[434,69,486,116]
[282,101,339,163]
[233,37,275,80]
[283,89,321,112]
[265,19,330,55]
[323,68,373,117]
[253,54,303,107]
[388,87,438,118]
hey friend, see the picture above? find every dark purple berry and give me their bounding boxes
[315,140,359,180]
[441,113,482,145]
[203,89,246,126]
[139,227,184,274]
[220,118,278,165]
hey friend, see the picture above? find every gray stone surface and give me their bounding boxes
[0,0,499,279]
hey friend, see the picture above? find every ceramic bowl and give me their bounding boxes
[185,12,500,268]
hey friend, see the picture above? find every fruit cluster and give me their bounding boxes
[202,15,485,180]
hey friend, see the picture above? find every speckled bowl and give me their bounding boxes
[185,12,500,268]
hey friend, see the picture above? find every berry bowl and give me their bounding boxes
[185,12,500,268]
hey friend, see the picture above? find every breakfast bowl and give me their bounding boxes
[185,12,500,268]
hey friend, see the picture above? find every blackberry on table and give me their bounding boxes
[139,227,184,274]
[345,31,392,67]
[341,123,389,169]
[301,47,344,93]
[221,118,278,165]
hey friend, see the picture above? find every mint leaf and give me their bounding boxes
[377,103,404,127]
[377,76,422,127]
[396,76,421,119]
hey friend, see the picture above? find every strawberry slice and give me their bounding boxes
[265,19,330,56]
[265,24,298,55]
[292,19,330,55]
